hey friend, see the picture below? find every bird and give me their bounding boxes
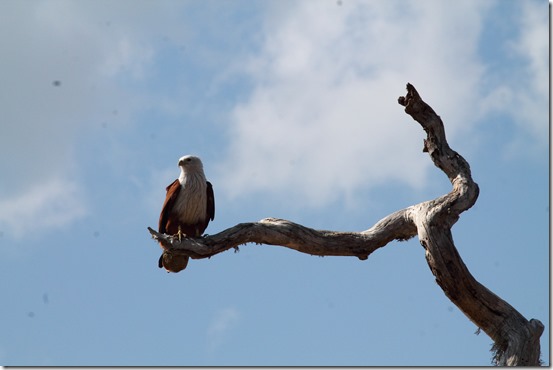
[158,155,215,273]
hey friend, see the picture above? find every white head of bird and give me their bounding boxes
[178,155,206,182]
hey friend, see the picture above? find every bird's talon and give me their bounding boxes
[176,225,187,242]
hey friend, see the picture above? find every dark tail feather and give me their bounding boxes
[158,252,189,273]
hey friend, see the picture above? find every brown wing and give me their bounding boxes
[206,181,215,222]
[158,179,190,273]
[158,179,181,234]
[188,181,215,237]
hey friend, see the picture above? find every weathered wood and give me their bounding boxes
[148,83,543,366]
[398,83,543,365]
[148,207,417,261]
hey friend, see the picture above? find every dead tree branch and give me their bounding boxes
[148,83,543,366]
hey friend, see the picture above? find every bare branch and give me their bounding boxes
[398,83,543,366]
[148,83,542,366]
[148,207,417,262]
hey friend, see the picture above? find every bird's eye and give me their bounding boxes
[186,158,192,162]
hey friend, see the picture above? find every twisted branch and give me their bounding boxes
[148,83,542,366]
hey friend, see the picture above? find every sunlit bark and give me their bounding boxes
[149,83,543,366]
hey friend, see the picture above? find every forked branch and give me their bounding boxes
[148,83,543,366]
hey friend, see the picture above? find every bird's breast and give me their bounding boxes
[173,177,207,224]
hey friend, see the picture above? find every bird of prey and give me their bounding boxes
[158,155,215,273]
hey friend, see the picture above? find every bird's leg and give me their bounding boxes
[177,225,184,242]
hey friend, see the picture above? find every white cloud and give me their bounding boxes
[0,1,184,237]
[0,177,87,238]
[478,0,548,158]
[515,1,548,98]
[1,0,545,236]
[206,307,240,353]
[508,0,548,150]
[217,0,493,207]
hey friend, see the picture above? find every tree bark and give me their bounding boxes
[148,83,543,366]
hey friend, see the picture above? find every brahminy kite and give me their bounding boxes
[158,155,215,273]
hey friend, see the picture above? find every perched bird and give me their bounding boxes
[158,155,215,273]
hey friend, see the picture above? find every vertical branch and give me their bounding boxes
[399,83,543,366]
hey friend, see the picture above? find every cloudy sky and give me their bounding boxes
[0,0,548,366]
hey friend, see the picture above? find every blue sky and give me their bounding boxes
[0,0,548,366]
